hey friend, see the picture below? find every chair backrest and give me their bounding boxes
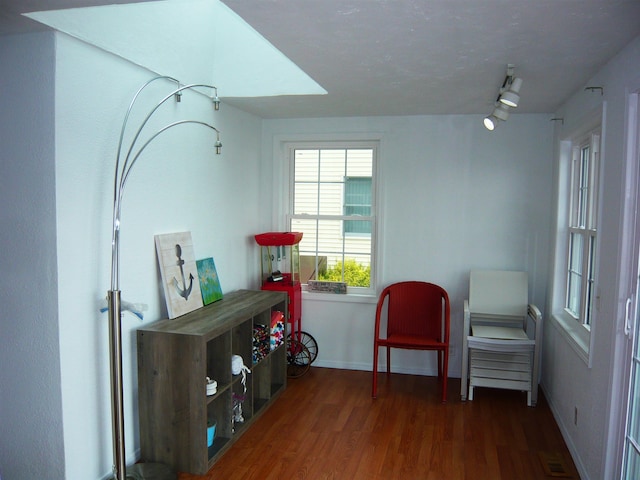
[468,270,528,317]
[381,281,450,341]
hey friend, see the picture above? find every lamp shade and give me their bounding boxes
[483,116,497,130]
[499,77,523,107]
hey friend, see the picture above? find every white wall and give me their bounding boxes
[542,35,640,480]
[0,32,65,479]
[53,33,264,478]
[261,114,554,376]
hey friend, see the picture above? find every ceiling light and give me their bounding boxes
[483,115,497,131]
[483,104,510,130]
[483,64,522,131]
[499,77,523,107]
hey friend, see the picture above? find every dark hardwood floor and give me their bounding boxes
[178,367,580,480]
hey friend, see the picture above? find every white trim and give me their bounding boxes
[541,384,590,480]
[303,290,377,304]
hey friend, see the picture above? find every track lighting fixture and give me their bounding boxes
[483,64,523,130]
[499,77,523,107]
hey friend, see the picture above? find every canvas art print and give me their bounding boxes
[155,231,204,318]
[196,257,223,305]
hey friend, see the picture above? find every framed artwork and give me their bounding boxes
[155,231,203,318]
[196,257,223,305]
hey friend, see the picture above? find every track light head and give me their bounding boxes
[483,115,498,131]
[499,77,523,107]
[484,104,510,130]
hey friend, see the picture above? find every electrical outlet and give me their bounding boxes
[574,406,578,426]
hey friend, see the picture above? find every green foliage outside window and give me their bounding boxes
[318,259,371,287]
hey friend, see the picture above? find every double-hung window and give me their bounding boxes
[565,130,600,328]
[552,123,601,363]
[287,142,377,294]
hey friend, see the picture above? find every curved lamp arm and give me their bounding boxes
[111,118,221,291]
[110,80,221,292]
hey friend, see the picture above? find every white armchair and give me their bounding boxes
[460,270,543,406]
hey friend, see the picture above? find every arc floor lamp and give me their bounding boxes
[107,76,221,480]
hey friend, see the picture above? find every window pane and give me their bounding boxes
[626,358,640,479]
[629,358,640,444]
[319,149,346,182]
[316,219,346,253]
[567,232,583,316]
[578,145,590,228]
[570,152,580,227]
[346,149,374,177]
[294,182,318,215]
[625,445,640,480]
[318,183,343,215]
[569,232,583,275]
[318,253,371,287]
[294,150,319,182]
[344,177,372,235]
[588,135,599,229]
[585,236,596,326]
[292,217,317,252]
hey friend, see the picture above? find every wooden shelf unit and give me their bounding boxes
[137,289,288,475]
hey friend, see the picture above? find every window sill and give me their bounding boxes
[550,311,591,367]
[302,291,377,304]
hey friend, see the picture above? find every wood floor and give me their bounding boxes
[178,367,580,480]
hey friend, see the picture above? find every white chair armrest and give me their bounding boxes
[528,303,543,406]
[528,303,542,322]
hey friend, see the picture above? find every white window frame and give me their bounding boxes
[565,131,600,326]
[551,116,603,366]
[285,140,379,297]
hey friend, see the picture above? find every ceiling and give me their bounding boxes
[2,0,640,119]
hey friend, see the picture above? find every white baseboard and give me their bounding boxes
[539,383,589,480]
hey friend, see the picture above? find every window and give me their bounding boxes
[565,131,600,327]
[551,122,601,364]
[287,143,377,294]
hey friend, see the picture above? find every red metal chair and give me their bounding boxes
[372,281,450,402]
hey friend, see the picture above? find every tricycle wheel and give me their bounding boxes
[286,338,311,378]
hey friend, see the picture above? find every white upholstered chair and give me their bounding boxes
[460,270,542,406]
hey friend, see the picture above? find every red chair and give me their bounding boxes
[372,281,450,402]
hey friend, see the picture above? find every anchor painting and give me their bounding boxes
[155,231,203,318]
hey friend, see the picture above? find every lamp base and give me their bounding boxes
[120,462,176,480]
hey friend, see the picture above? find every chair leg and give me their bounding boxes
[372,343,379,398]
[386,346,391,375]
[441,349,448,403]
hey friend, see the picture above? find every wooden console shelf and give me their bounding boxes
[137,289,288,475]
